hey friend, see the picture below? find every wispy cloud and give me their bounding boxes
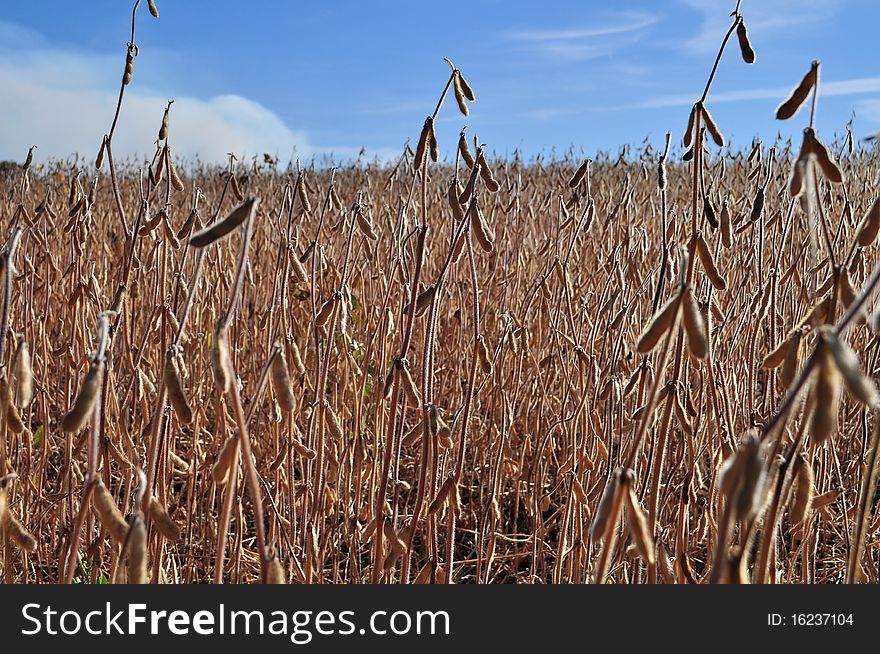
[505,11,658,61]
[0,20,311,163]
[679,0,840,54]
[357,98,436,116]
[522,107,579,122]
[508,13,659,41]
[628,76,880,109]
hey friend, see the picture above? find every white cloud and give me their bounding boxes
[508,13,659,41]
[679,0,840,54]
[505,11,658,61]
[852,99,880,134]
[629,76,880,109]
[523,108,578,121]
[0,20,310,164]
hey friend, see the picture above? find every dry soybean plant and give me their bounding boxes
[2,0,880,585]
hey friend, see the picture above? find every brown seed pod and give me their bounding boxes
[720,199,733,248]
[211,325,233,393]
[212,434,239,484]
[458,130,475,168]
[700,104,725,147]
[838,268,865,323]
[397,361,421,406]
[95,138,106,169]
[695,233,727,290]
[229,173,244,202]
[857,197,880,247]
[703,196,718,229]
[122,48,135,86]
[6,510,37,551]
[448,180,465,221]
[266,552,286,584]
[776,60,818,120]
[821,328,879,408]
[810,339,841,445]
[672,388,693,436]
[92,481,129,544]
[292,173,311,213]
[736,19,755,64]
[149,498,180,542]
[168,151,185,192]
[68,195,85,218]
[451,227,467,264]
[433,407,452,444]
[568,159,590,189]
[402,419,424,448]
[477,336,493,374]
[127,516,148,584]
[12,337,32,409]
[189,196,259,248]
[477,152,500,192]
[0,480,7,528]
[657,542,676,584]
[271,345,296,412]
[287,338,306,376]
[158,107,169,140]
[414,117,433,170]
[812,488,839,509]
[138,209,164,237]
[623,480,655,565]
[804,294,830,327]
[809,131,843,184]
[735,432,766,522]
[23,145,34,171]
[780,331,802,388]
[790,454,814,525]
[382,362,396,401]
[177,208,199,240]
[288,244,309,283]
[147,0,159,18]
[458,71,476,102]
[571,475,588,505]
[636,293,681,354]
[682,287,708,359]
[459,160,481,204]
[61,360,104,432]
[315,294,339,327]
[750,187,765,223]
[411,284,436,317]
[164,352,193,424]
[429,126,439,163]
[469,201,495,253]
[325,403,344,440]
[290,435,317,461]
[428,477,456,515]
[761,330,800,368]
[453,71,469,116]
[162,213,180,250]
[683,104,697,148]
[355,206,379,240]
[590,468,624,542]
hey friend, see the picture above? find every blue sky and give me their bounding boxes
[1,0,879,165]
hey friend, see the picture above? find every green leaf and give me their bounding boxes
[32,424,45,448]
